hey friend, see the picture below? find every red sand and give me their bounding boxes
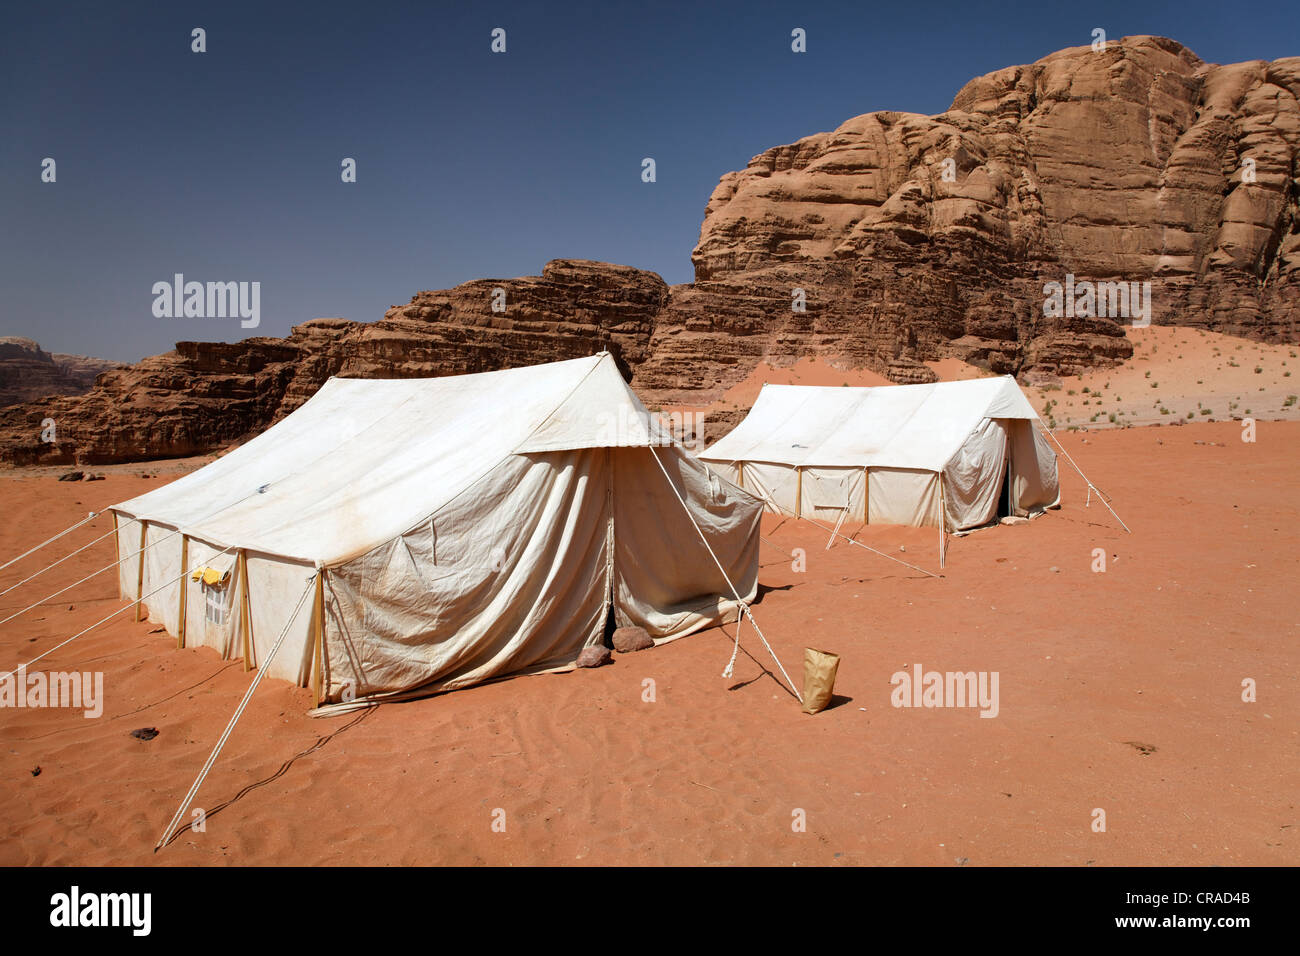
[1,420,1297,866]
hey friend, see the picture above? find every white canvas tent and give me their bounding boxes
[700,376,1059,535]
[110,353,762,705]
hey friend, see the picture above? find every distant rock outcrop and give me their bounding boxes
[0,337,121,408]
[1,36,1296,465]
[0,261,666,465]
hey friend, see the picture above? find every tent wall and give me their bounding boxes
[742,462,799,516]
[242,551,317,684]
[867,468,942,529]
[180,537,240,661]
[114,512,318,686]
[316,445,762,703]
[799,467,866,524]
[321,448,611,701]
[114,514,143,604]
[611,446,760,638]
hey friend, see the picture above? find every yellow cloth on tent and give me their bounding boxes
[190,566,230,587]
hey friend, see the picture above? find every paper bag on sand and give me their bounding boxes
[801,647,839,715]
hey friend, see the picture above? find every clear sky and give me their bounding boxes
[2,0,1295,361]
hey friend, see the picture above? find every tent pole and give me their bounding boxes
[238,550,252,672]
[863,467,869,524]
[737,460,744,490]
[111,511,121,600]
[134,521,148,621]
[939,476,946,570]
[311,570,325,703]
[177,536,188,649]
[795,466,803,518]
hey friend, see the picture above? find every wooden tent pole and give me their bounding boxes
[863,467,869,524]
[134,521,148,621]
[238,550,252,671]
[111,511,121,599]
[795,466,803,519]
[311,570,325,704]
[939,476,946,570]
[737,460,744,489]
[177,535,188,649]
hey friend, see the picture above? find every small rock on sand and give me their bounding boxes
[612,626,654,653]
[576,646,612,668]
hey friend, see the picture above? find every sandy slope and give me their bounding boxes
[0,395,1296,866]
[1027,327,1300,429]
[666,328,1300,442]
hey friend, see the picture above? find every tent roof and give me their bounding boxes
[701,376,1040,471]
[112,352,670,566]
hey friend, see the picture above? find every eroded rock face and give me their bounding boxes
[662,37,1298,400]
[0,337,121,408]
[0,261,667,465]
[2,37,1296,464]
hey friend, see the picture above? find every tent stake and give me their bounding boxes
[647,446,803,702]
[1040,426,1131,533]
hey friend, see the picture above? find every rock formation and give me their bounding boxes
[639,36,1299,400]
[2,36,1296,465]
[0,261,666,464]
[0,337,121,407]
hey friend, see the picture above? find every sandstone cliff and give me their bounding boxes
[637,36,1298,401]
[0,337,122,408]
[2,36,1296,465]
[0,261,666,464]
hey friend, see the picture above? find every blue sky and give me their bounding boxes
[1,0,1295,361]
